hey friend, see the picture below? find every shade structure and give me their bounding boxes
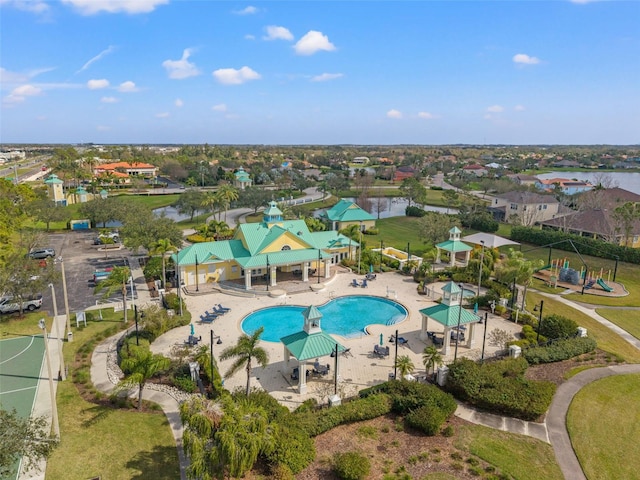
[461,233,519,249]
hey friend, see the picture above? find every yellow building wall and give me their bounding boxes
[262,231,310,253]
[337,220,376,231]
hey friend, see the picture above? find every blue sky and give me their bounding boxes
[1,0,639,145]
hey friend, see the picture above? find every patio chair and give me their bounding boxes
[395,336,409,347]
[313,361,330,376]
[351,279,359,287]
[361,279,368,288]
[216,304,231,312]
[365,273,377,281]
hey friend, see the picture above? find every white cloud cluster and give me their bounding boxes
[514,104,525,112]
[234,5,258,15]
[311,73,343,82]
[77,46,116,74]
[156,112,170,118]
[212,67,260,85]
[487,105,504,113]
[264,25,293,41]
[162,49,201,79]
[418,112,437,120]
[294,31,336,56]
[61,0,168,15]
[212,104,227,112]
[387,109,402,119]
[101,96,118,103]
[3,84,42,103]
[87,79,110,90]
[513,53,540,65]
[118,81,138,92]
[175,98,184,107]
[1,0,50,14]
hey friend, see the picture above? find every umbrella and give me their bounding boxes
[370,264,374,273]
[380,333,384,346]
[474,303,479,315]
[190,323,195,336]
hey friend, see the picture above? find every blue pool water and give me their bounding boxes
[241,296,408,342]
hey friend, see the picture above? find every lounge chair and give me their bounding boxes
[361,279,368,288]
[390,335,409,346]
[351,279,359,287]
[216,304,231,312]
[365,273,377,281]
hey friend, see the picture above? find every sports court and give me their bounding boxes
[0,335,46,479]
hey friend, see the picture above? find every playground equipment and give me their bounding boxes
[545,259,614,292]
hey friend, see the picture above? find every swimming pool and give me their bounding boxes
[241,296,408,342]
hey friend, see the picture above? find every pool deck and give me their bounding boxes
[150,270,522,409]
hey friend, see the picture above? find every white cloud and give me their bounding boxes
[0,67,55,86]
[212,66,260,85]
[1,0,50,14]
[87,79,110,90]
[118,81,138,92]
[212,104,227,112]
[3,84,42,103]
[175,98,184,107]
[387,109,402,119]
[263,25,293,41]
[234,5,258,15]
[156,112,170,118]
[101,96,118,103]
[487,105,504,113]
[96,125,111,131]
[77,46,116,74]
[244,34,256,40]
[310,73,343,82]
[484,114,492,120]
[514,104,525,112]
[61,0,168,15]
[513,53,540,65]
[162,49,201,80]
[418,111,438,120]
[294,30,336,56]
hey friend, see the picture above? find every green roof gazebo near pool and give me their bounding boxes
[281,305,345,394]
[419,281,481,356]
[435,226,472,267]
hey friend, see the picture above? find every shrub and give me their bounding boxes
[539,314,578,340]
[405,205,427,217]
[406,405,447,435]
[142,256,163,281]
[364,228,379,235]
[171,373,197,393]
[333,451,371,480]
[383,381,457,417]
[267,423,316,474]
[269,463,295,480]
[523,337,597,365]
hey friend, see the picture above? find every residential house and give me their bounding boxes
[94,161,158,178]
[352,156,369,165]
[535,177,594,195]
[393,166,416,182]
[462,164,488,177]
[322,199,376,232]
[553,159,581,168]
[506,174,538,187]
[489,191,560,226]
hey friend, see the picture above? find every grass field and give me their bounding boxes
[527,292,640,363]
[567,374,640,480]
[11,310,183,480]
[596,308,640,340]
[456,424,563,480]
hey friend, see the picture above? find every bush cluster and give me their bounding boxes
[523,337,597,365]
[405,206,427,217]
[405,406,447,435]
[539,314,578,340]
[445,358,556,421]
[333,451,371,480]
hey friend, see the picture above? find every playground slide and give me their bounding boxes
[597,278,614,292]
[535,264,552,273]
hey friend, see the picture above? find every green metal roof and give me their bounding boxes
[435,239,472,253]
[237,219,318,254]
[442,281,462,294]
[302,305,322,323]
[324,199,375,222]
[237,249,330,268]
[419,304,481,327]
[310,231,359,249]
[44,174,63,184]
[281,331,345,361]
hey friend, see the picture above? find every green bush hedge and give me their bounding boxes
[333,451,371,480]
[445,358,556,421]
[405,206,427,217]
[539,314,578,340]
[523,337,597,365]
[405,405,448,435]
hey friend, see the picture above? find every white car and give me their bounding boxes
[0,294,43,314]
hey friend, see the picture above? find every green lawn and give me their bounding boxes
[527,292,640,363]
[456,424,563,480]
[42,311,180,480]
[567,374,640,480]
[596,308,640,340]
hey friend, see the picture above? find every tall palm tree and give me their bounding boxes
[394,355,415,379]
[339,224,361,261]
[201,191,222,220]
[216,184,239,222]
[120,348,170,410]
[219,327,269,396]
[149,238,175,289]
[422,345,442,377]
[94,266,131,323]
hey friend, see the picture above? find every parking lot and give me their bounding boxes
[38,231,139,316]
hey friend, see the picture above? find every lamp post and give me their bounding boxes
[393,328,399,380]
[49,283,65,380]
[317,249,321,284]
[477,240,485,297]
[58,257,72,343]
[38,319,60,439]
[357,222,363,275]
[195,253,199,292]
[176,250,183,316]
[481,311,488,363]
[266,254,270,291]
[454,284,464,361]
[379,240,384,272]
[535,300,544,344]
[210,330,222,385]
[134,305,140,346]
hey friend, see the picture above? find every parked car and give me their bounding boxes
[0,294,43,314]
[94,232,120,245]
[28,248,56,259]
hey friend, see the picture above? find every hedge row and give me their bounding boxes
[523,337,597,365]
[445,358,556,421]
[510,226,640,264]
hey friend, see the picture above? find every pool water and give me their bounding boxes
[241,295,408,342]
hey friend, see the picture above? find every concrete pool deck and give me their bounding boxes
[150,270,522,410]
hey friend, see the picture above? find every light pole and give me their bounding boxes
[49,283,66,380]
[393,328,399,380]
[535,300,544,344]
[357,222,363,275]
[480,311,488,363]
[38,319,60,439]
[58,257,72,342]
[477,240,485,297]
[176,250,183,316]
[266,254,270,291]
[210,330,222,386]
[195,253,199,293]
[317,249,321,284]
[454,283,464,361]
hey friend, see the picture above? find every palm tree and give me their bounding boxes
[339,224,361,261]
[94,266,131,323]
[201,191,222,220]
[120,348,170,410]
[149,238,175,289]
[422,345,442,377]
[395,355,415,379]
[219,327,269,396]
[216,184,239,222]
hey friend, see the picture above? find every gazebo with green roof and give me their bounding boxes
[435,226,472,267]
[233,167,252,190]
[419,281,481,356]
[281,305,345,394]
